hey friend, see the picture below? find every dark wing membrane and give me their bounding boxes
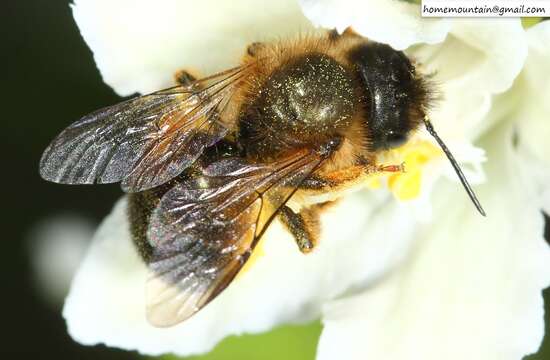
[145,149,324,327]
[39,66,250,192]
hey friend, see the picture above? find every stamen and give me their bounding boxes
[384,141,440,201]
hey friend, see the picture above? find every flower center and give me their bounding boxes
[366,140,442,201]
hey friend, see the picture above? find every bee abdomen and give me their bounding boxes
[128,139,242,263]
[239,53,357,159]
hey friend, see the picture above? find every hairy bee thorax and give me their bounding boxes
[238,52,357,161]
[234,34,371,164]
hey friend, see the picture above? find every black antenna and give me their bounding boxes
[423,116,486,216]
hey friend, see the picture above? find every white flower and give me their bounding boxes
[299,0,451,50]
[72,0,314,96]
[318,20,550,360]
[62,0,550,359]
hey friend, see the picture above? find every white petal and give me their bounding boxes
[299,0,451,50]
[64,190,419,356]
[481,20,550,211]
[410,19,527,140]
[394,19,526,219]
[318,121,550,360]
[72,0,314,96]
[514,21,550,169]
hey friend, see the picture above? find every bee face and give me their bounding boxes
[349,42,430,151]
[39,29,484,328]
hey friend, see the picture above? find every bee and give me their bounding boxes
[40,29,485,327]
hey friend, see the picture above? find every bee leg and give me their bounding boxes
[174,69,200,86]
[300,163,405,192]
[299,175,333,190]
[299,165,369,191]
[246,42,265,57]
[278,205,322,254]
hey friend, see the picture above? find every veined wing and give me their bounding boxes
[40,66,252,192]
[145,143,339,327]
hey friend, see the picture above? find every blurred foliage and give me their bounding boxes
[3,1,130,358]
[154,322,322,360]
[527,213,550,360]
[526,290,550,360]
[522,17,543,28]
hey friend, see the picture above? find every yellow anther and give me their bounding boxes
[381,140,442,201]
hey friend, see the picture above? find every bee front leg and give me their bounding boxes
[278,205,322,254]
[300,163,406,193]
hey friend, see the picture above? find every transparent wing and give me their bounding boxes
[39,66,251,192]
[145,149,327,327]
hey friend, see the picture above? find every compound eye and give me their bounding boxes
[385,131,408,149]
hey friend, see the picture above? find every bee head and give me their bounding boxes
[349,40,485,216]
[350,42,431,151]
